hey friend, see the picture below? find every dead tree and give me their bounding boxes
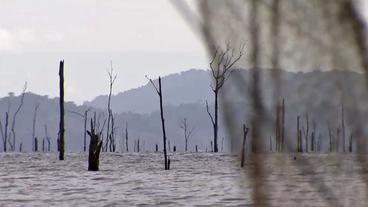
[207,44,244,153]
[105,62,117,152]
[341,97,346,152]
[302,113,309,152]
[317,134,322,152]
[110,112,116,152]
[44,125,51,152]
[296,116,302,152]
[221,137,225,152]
[32,103,40,152]
[146,76,169,170]
[59,60,65,160]
[275,99,285,152]
[87,119,103,171]
[336,128,340,152]
[68,108,91,152]
[328,121,333,152]
[42,138,45,152]
[0,112,9,152]
[83,109,90,152]
[349,133,353,152]
[9,82,27,151]
[34,137,38,152]
[179,118,195,152]
[241,124,249,167]
[125,122,129,152]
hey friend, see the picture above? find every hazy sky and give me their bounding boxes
[0,0,208,104]
[1,1,368,104]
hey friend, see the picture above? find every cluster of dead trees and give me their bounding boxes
[0,83,27,152]
[266,97,354,154]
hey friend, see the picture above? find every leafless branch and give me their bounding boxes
[145,75,160,95]
[206,100,215,126]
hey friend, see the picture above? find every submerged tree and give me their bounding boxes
[146,76,169,170]
[32,103,40,152]
[59,60,65,160]
[69,108,91,152]
[241,124,249,167]
[179,118,195,152]
[125,122,129,152]
[0,112,9,152]
[44,125,51,152]
[9,82,27,151]
[105,61,117,152]
[206,44,244,152]
[87,119,103,171]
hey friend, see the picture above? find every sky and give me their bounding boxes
[0,1,368,104]
[0,0,208,104]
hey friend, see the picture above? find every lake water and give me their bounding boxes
[0,153,367,206]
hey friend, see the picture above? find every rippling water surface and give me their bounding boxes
[0,153,367,206]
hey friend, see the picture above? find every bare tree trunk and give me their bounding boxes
[125,122,129,152]
[158,77,169,170]
[3,113,8,152]
[105,63,117,152]
[281,98,285,152]
[44,125,51,152]
[221,137,224,152]
[207,45,243,153]
[296,116,300,152]
[328,121,332,152]
[87,119,103,171]
[59,60,65,160]
[336,128,340,152]
[214,90,219,152]
[34,137,38,152]
[275,102,280,152]
[269,136,272,152]
[147,76,169,170]
[305,113,309,152]
[341,98,346,152]
[241,124,249,167]
[10,82,27,151]
[42,138,45,152]
[349,134,353,153]
[32,103,40,152]
[83,110,89,152]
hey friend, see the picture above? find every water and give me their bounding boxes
[0,153,366,206]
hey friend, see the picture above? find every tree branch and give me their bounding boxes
[206,100,215,126]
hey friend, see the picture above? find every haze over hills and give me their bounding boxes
[84,69,212,114]
[0,68,367,153]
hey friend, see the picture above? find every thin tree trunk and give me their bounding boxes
[158,77,169,170]
[281,98,285,152]
[32,103,40,152]
[241,124,249,168]
[83,110,88,152]
[214,90,218,152]
[305,113,309,152]
[328,121,332,152]
[59,60,65,160]
[3,113,8,152]
[341,98,346,152]
[297,116,300,152]
[125,123,129,152]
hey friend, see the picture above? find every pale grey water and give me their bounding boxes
[0,153,367,206]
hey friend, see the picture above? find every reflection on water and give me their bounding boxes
[0,153,366,206]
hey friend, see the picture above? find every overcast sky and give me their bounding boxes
[0,0,208,104]
[1,1,368,104]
